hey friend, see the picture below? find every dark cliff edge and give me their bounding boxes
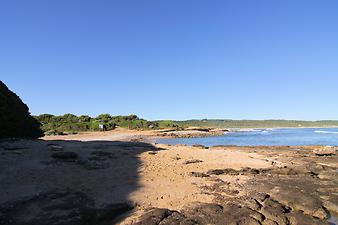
[0,81,43,138]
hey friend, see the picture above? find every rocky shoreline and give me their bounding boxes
[130,145,338,225]
[0,138,337,225]
[155,128,228,138]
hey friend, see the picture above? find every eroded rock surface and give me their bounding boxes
[129,145,337,225]
[0,191,132,225]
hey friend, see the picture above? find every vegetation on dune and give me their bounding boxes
[35,114,182,135]
[152,120,181,129]
[0,81,43,138]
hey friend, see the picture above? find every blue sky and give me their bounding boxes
[1,0,338,120]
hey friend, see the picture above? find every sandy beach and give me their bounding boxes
[0,130,337,225]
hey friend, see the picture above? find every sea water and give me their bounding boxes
[157,128,338,146]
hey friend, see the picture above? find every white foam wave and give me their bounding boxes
[314,130,338,134]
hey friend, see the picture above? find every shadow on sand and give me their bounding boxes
[0,138,160,225]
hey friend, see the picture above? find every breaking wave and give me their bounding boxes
[314,130,338,134]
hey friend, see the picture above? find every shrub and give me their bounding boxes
[95,114,112,122]
[34,112,183,134]
[78,115,91,122]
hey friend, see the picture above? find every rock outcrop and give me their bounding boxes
[0,81,42,138]
[313,146,337,156]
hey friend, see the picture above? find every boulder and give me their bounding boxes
[313,146,337,156]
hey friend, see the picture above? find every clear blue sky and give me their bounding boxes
[1,1,337,120]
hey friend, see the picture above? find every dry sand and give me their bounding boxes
[41,128,157,142]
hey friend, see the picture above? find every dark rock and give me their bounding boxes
[0,81,43,138]
[78,160,110,170]
[182,203,264,225]
[159,211,198,225]
[192,145,207,149]
[251,193,270,203]
[273,167,299,175]
[49,145,64,151]
[261,198,290,225]
[241,198,262,211]
[181,203,225,224]
[211,145,227,148]
[135,198,329,225]
[207,168,240,175]
[262,219,278,225]
[87,156,107,161]
[89,151,116,160]
[148,151,158,155]
[1,150,23,155]
[0,191,133,225]
[190,172,210,178]
[2,144,28,151]
[240,167,262,175]
[288,211,328,225]
[184,159,203,165]
[135,208,175,225]
[51,151,78,162]
[237,217,262,225]
[206,167,271,176]
[270,187,329,220]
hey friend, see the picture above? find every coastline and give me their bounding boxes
[41,126,338,142]
[40,126,338,147]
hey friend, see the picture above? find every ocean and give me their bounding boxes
[157,127,338,146]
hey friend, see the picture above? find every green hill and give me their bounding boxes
[175,119,338,128]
